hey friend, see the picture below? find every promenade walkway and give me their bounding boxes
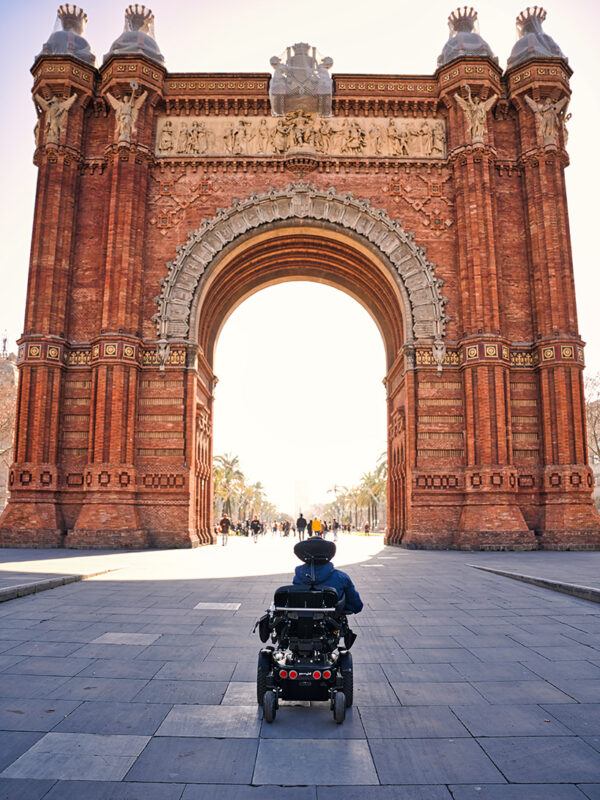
[0,535,598,798]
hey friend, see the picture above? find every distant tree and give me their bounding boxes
[585,373,600,465]
[214,453,244,516]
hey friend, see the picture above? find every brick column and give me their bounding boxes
[439,59,536,549]
[71,57,166,546]
[508,60,600,548]
[0,56,94,546]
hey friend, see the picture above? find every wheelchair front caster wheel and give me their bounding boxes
[333,691,346,724]
[263,690,277,723]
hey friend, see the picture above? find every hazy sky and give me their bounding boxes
[1,0,599,513]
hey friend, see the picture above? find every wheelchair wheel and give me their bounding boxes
[257,651,270,704]
[263,690,277,723]
[333,690,346,724]
[339,651,353,707]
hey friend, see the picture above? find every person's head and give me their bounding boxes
[254,515,258,520]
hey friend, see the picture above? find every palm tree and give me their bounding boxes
[214,453,243,516]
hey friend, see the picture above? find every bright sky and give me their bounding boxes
[1,0,599,513]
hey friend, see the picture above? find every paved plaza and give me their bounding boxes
[0,535,598,798]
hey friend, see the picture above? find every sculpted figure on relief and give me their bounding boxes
[454,85,498,143]
[34,92,78,144]
[154,114,446,160]
[524,94,569,145]
[106,82,148,142]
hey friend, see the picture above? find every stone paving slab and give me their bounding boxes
[0,731,44,771]
[316,788,452,800]
[581,787,600,799]
[1,732,150,781]
[253,739,378,785]
[43,781,185,799]
[0,779,56,800]
[125,736,258,783]
[157,704,261,738]
[0,698,81,731]
[448,786,588,799]
[478,736,600,783]
[0,537,598,793]
[54,700,171,735]
[370,737,506,784]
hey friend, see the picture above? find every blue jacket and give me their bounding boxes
[293,562,363,614]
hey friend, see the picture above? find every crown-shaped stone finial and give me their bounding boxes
[125,4,155,33]
[57,4,87,35]
[448,7,478,34]
[516,6,547,36]
[507,6,566,69]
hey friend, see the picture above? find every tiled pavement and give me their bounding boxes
[0,536,598,798]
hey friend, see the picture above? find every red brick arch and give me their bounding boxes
[194,226,407,370]
[154,183,449,361]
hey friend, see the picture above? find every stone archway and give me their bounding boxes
[153,182,448,543]
[154,182,448,350]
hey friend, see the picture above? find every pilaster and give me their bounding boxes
[508,58,600,547]
[0,57,93,545]
[439,58,535,549]
[70,55,169,546]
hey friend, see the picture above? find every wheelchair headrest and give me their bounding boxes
[294,537,336,564]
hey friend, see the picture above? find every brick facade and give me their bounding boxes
[1,12,599,550]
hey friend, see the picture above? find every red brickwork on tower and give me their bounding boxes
[1,6,599,550]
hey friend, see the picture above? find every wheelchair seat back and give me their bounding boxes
[273,585,344,614]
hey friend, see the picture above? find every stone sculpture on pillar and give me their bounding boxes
[34,92,78,144]
[106,81,148,142]
[454,84,497,143]
[524,94,569,145]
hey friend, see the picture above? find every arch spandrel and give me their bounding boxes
[154,183,449,363]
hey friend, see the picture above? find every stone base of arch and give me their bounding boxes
[0,499,64,548]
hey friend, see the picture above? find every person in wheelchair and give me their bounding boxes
[255,536,363,724]
[292,537,363,615]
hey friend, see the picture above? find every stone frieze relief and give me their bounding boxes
[155,112,446,159]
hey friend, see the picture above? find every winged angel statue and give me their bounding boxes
[524,95,569,145]
[34,92,78,144]
[454,85,498,143]
[106,81,148,143]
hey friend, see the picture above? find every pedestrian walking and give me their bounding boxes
[296,513,307,540]
[219,513,231,546]
[251,515,261,543]
[332,518,340,541]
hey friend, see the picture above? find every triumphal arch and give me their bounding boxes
[2,4,600,549]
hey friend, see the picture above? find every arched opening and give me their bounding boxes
[195,226,406,370]
[185,226,410,544]
[212,281,387,524]
[156,184,449,547]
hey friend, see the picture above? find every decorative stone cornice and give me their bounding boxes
[153,182,449,344]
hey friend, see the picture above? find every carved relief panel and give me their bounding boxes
[155,112,446,159]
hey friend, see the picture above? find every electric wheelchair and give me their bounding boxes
[254,537,356,724]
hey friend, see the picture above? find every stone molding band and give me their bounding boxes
[154,182,449,345]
